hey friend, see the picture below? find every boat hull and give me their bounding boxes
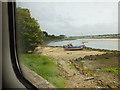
[63,47,83,51]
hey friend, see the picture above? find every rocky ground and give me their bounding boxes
[72,52,120,88]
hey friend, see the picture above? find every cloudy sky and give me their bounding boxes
[17,1,118,36]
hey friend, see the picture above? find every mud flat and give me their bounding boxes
[34,46,119,88]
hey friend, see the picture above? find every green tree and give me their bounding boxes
[16,7,44,53]
[43,31,49,37]
[58,35,66,39]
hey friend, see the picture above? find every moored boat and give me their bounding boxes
[63,46,83,51]
[63,43,84,51]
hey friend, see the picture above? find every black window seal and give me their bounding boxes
[7,2,38,89]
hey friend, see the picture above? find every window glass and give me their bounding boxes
[16,1,119,88]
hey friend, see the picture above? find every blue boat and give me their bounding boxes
[63,46,83,51]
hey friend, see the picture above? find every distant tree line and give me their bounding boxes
[42,31,66,40]
[16,7,65,53]
[70,34,120,39]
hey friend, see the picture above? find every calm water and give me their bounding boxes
[48,39,119,51]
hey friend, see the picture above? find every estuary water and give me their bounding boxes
[48,39,119,51]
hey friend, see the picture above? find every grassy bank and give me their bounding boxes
[19,54,65,88]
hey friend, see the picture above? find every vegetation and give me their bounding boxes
[97,68,120,74]
[19,54,66,88]
[16,7,44,52]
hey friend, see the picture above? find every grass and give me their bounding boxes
[97,68,120,74]
[19,54,65,88]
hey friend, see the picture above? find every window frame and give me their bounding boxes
[7,2,38,89]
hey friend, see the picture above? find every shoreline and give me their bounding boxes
[39,45,119,52]
[84,46,119,52]
[33,46,119,88]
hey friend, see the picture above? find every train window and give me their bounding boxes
[8,0,119,89]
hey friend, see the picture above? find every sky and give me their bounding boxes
[17,1,118,36]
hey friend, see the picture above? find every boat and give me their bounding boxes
[63,46,84,51]
[63,43,84,51]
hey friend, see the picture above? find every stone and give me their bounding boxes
[34,46,43,54]
[27,50,33,54]
[84,77,94,81]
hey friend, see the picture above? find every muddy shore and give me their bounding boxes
[33,46,120,88]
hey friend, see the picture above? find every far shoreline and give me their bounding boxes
[44,38,120,45]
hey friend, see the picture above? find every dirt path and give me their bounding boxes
[34,46,106,88]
